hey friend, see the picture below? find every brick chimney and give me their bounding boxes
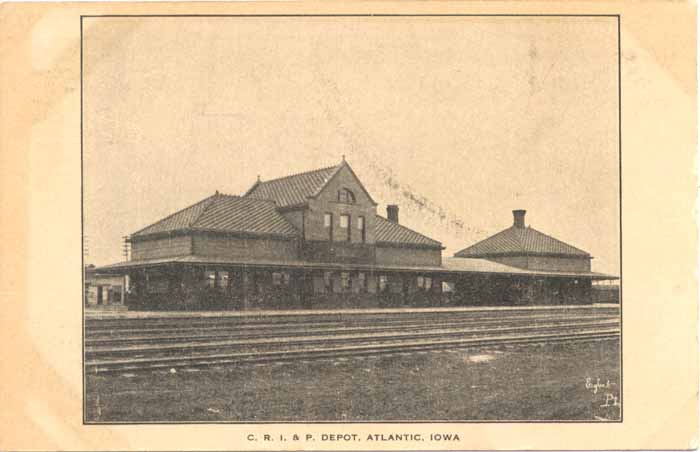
[513,209,526,228]
[387,205,399,223]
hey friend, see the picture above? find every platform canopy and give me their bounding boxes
[96,255,617,280]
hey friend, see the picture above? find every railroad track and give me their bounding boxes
[86,313,618,344]
[87,329,619,373]
[85,306,620,374]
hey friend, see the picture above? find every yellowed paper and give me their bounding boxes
[0,1,697,450]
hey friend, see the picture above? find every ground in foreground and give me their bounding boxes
[85,339,620,422]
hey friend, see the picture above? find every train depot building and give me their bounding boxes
[96,160,616,310]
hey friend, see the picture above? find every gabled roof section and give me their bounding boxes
[131,194,218,237]
[374,215,442,249]
[131,193,299,239]
[454,225,590,258]
[244,164,340,207]
[243,160,377,208]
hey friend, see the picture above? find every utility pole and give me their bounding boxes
[122,236,130,261]
[83,235,89,261]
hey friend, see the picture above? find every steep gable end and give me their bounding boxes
[311,161,378,206]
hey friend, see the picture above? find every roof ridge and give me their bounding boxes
[131,193,218,237]
[189,193,223,228]
[375,214,442,246]
[309,163,345,198]
[217,192,278,204]
[256,164,339,186]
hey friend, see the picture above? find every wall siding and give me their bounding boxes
[131,235,192,260]
[192,234,299,261]
[486,255,591,272]
[526,256,591,272]
[375,246,441,267]
[486,256,529,269]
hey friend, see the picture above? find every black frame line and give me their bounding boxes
[81,13,623,426]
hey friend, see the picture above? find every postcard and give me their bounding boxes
[0,1,697,450]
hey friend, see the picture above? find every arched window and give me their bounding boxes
[338,188,356,204]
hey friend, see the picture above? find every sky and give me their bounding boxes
[83,16,619,274]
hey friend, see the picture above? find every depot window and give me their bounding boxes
[417,275,432,290]
[357,272,366,291]
[218,271,230,289]
[338,188,356,204]
[324,213,333,242]
[272,272,291,286]
[340,272,351,290]
[205,270,216,288]
[340,214,351,241]
[357,216,365,243]
[378,275,388,292]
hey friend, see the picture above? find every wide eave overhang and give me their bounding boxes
[95,256,618,280]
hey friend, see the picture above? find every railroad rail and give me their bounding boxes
[85,305,620,374]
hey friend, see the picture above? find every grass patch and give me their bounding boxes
[86,339,620,422]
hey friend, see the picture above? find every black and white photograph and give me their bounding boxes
[82,14,621,423]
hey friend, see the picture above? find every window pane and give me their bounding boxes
[417,276,424,288]
[340,272,350,288]
[205,270,216,288]
[340,215,349,228]
[357,217,364,229]
[218,271,229,288]
[324,213,332,227]
[379,275,388,291]
[442,281,455,292]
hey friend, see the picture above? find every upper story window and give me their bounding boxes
[338,188,356,204]
[357,216,365,243]
[339,214,351,241]
[324,213,333,242]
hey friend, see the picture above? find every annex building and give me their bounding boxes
[96,159,616,310]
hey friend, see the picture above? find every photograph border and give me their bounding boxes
[80,13,623,425]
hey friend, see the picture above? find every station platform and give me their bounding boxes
[85,303,619,320]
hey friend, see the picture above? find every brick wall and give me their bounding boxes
[191,234,299,261]
[131,235,192,260]
[485,255,591,272]
[375,245,442,267]
[526,255,591,272]
[305,165,377,244]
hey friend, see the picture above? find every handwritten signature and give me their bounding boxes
[585,377,614,394]
[586,377,621,409]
